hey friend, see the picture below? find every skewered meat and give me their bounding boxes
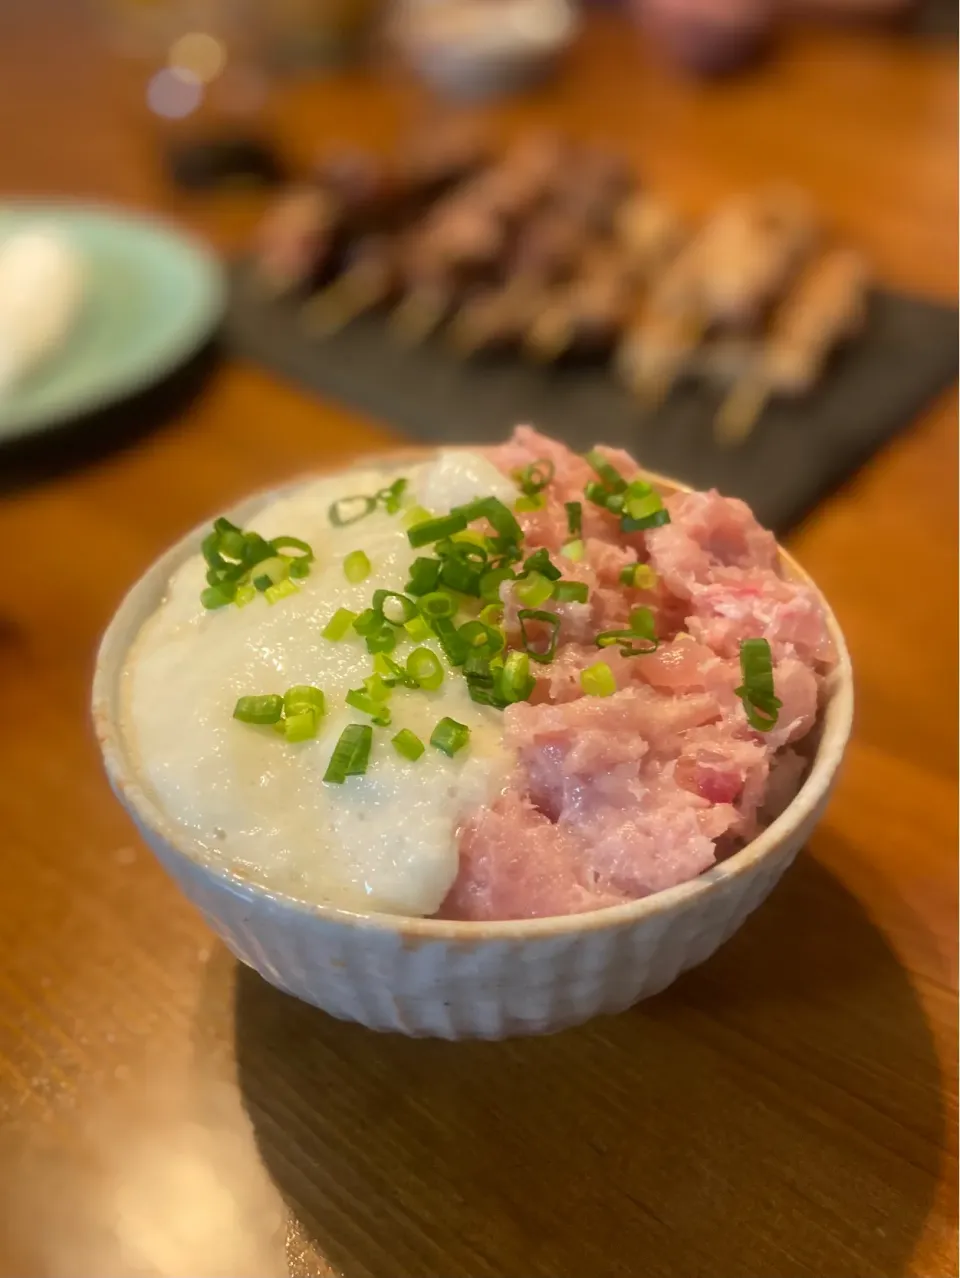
[303,233,402,336]
[715,247,869,445]
[614,192,686,280]
[253,185,340,296]
[448,280,546,356]
[526,246,638,362]
[395,117,492,200]
[551,144,635,233]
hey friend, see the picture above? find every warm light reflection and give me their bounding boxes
[169,31,227,84]
[146,67,203,120]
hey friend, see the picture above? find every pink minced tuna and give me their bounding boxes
[437,426,837,922]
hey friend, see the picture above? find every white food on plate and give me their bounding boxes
[122,450,518,917]
[0,227,85,397]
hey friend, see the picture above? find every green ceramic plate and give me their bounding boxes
[0,202,225,443]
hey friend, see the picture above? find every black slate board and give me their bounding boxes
[225,264,957,535]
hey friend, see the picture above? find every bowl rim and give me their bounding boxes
[92,446,854,943]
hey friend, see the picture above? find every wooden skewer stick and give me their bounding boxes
[302,269,383,337]
[714,375,769,447]
[389,290,450,346]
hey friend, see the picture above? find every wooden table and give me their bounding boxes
[0,5,956,1275]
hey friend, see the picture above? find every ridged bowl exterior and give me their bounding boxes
[93,459,853,1040]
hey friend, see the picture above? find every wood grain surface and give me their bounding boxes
[0,4,956,1276]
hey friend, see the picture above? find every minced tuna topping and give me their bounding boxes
[437,426,836,921]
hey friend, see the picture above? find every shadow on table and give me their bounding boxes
[0,341,221,496]
[232,849,945,1278]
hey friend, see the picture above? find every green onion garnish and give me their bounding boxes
[352,608,380,636]
[418,591,457,620]
[406,646,444,690]
[345,688,392,726]
[392,729,425,761]
[405,557,442,596]
[515,572,555,608]
[431,616,468,667]
[501,650,536,703]
[329,494,378,527]
[372,589,418,626]
[458,620,504,654]
[439,556,483,596]
[343,550,371,583]
[479,566,515,604]
[264,579,299,606]
[561,539,584,562]
[515,493,546,512]
[584,449,627,494]
[404,615,433,642]
[619,563,658,589]
[619,481,670,532]
[323,724,373,783]
[595,606,659,655]
[518,609,562,664]
[201,519,314,609]
[580,662,617,697]
[430,717,470,757]
[233,694,283,724]
[284,685,325,718]
[453,496,522,545]
[513,458,555,496]
[365,627,397,654]
[735,638,782,732]
[522,548,562,581]
[363,673,393,702]
[403,504,434,529]
[377,477,408,514]
[235,584,256,608]
[323,607,358,641]
[373,652,419,689]
[565,501,582,537]
[478,603,503,627]
[554,581,589,604]
[407,511,468,548]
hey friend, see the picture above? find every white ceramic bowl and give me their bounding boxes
[92,455,853,1040]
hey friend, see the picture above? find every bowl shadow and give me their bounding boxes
[232,849,945,1278]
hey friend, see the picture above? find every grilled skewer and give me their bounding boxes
[302,233,401,336]
[715,247,869,446]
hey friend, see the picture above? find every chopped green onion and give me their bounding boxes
[251,557,289,591]
[365,627,397,655]
[501,650,536,703]
[451,528,489,549]
[235,584,257,608]
[329,494,377,527]
[345,688,392,726]
[264,579,299,605]
[343,549,371,583]
[269,536,314,562]
[372,653,418,689]
[403,504,434,529]
[554,581,589,604]
[284,685,326,718]
[282,710,321,742]
[233,694,284,724]
[439,556,482,596]
[565,501,582,537]
[580,662,617,697]
[513,458,555,495]
[363,673,393,702]
[458,620,504,654]
[392,729,425,761]
[515,572,555,608]
[584,448,627,493]
[522,548,562,581]
[515,493,546,512]
[479,604,503,627]
[518,609,562,664]
[561,539,584,562]
[479,566,515,603]
[405,557,442,596]
[620,481,670,532]
[418,591,457,620]
[201,584,234,610]
[323,607,358,641]
[377,477,408,514]
[406,647,444,690]
[735,638,782,732]
[430,717,470,757]
[352,608,380,636]
[404,614,433,642]
[596,605,659,655]
[323,724,373,783]
[372,589,418,626]
[431,616,468,667]
[619,563,658,589]
[407,511,468,548]
[453,496,522,545]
